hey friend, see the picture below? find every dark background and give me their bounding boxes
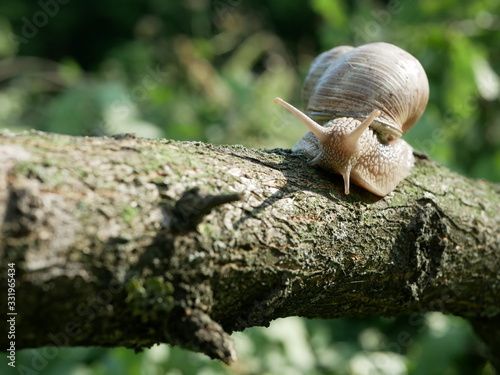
[0,0,498,373]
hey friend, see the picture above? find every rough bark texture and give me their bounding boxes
[1,131,499,367]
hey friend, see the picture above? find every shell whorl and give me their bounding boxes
[303,42,429,138]
[301,45,354,108]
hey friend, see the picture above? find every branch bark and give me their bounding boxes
[1,131,499,367]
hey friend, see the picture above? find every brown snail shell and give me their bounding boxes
[303,42,429,139]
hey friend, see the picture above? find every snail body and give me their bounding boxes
[275,42,429,196]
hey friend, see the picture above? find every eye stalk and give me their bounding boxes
[275,97,382,194]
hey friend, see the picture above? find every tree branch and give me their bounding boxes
[1,131,499,367]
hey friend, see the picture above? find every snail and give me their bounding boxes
[274,42,429,196]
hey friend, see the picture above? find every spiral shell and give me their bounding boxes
[302,42,429,139]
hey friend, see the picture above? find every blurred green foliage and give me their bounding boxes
[1,0,499,373]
